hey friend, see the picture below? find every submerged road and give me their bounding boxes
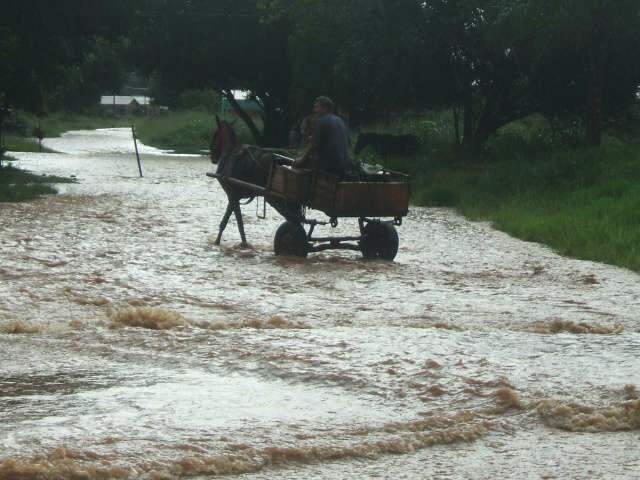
[0,128,639,479]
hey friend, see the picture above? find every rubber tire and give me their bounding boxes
[274,221,308,257]
[360,222,399,261]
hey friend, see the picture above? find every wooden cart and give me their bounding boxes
[263,159,410,260]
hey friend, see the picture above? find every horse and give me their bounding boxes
[209,116,274,247]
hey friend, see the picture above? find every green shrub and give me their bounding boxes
[179,89,220,112]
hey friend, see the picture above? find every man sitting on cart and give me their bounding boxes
[293,96,356,177]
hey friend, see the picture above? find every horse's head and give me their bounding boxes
[210,115,239,164]
[210,115,273,200]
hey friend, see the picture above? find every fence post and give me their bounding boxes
[132,125,143,177]
[0,105,5,168]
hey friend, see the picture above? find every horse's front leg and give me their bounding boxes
[233,202,248,247]
[215,200,235,245]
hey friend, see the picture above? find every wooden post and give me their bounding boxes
[34,123,44,152]
[0,104,5,168]
[0,115,3,169]
[132,125,143,177]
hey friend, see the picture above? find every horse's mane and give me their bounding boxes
[210,118,239,164]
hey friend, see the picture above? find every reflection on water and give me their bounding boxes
[0,129,639,478]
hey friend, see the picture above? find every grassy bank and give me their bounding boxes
[7,109,258,155]
[14,111,130,139]
[0,108,246,201]
[419,142,640,271]
[133,110,212,154]
[3,111,130,156]
[0,164,74,202]
[3,135,54,153]
[1,111,99,200]
[133,110,259,154]
[359,113,640,272]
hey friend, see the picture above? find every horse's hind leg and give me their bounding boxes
[215,201,235,245]
[233,202,248,247]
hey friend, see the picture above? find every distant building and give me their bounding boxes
[100,95,151,115]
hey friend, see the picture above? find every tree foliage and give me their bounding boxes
[0,0,135,113]
[273,0,428,124]
[2,0,638,153]
[525,0,640,145]
[136,0,291,145]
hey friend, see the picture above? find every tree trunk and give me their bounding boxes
[461,95,477,157]
[473,123,493,154]
[261,113,289,147]
[260,96,290,147]
[220,89,263,145]
[0,114,4,168]
[461,104,502,157]
[452,105,461,147]
[584,56,603,147]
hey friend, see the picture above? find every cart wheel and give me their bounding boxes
[360,222,399,261]
[274,221,308,257]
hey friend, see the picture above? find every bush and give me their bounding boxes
[179,89,220,113]
[4,110,29,135]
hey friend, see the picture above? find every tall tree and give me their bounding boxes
[271,0,542,153]
[526,0,640,146]
[0,0,135,113]
[263,0,427,125]
[419,0,544,155]
[137,0,292,146]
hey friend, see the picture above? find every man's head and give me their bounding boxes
[313,96,334,115]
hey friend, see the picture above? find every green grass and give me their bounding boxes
[357,113,640,272]
[18,111,130,138]
[3,135,54,153]
[3,110,130,155]
[133,110,260,154]
[7,109,260,155]
[133,110,213,154]
[0,163,75,202]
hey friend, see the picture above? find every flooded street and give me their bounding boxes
[1,128,639,479]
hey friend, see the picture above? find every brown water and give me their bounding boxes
[1,128,639,479]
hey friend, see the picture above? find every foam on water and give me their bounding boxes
[0,412,489,479]
[109,306,189,330]
[537,398,640,432]
[0,320,42,334]
[526,318,624,335]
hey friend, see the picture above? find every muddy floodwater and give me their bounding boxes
[1,128,639,479]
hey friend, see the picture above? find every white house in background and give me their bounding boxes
[100,95,150,115]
